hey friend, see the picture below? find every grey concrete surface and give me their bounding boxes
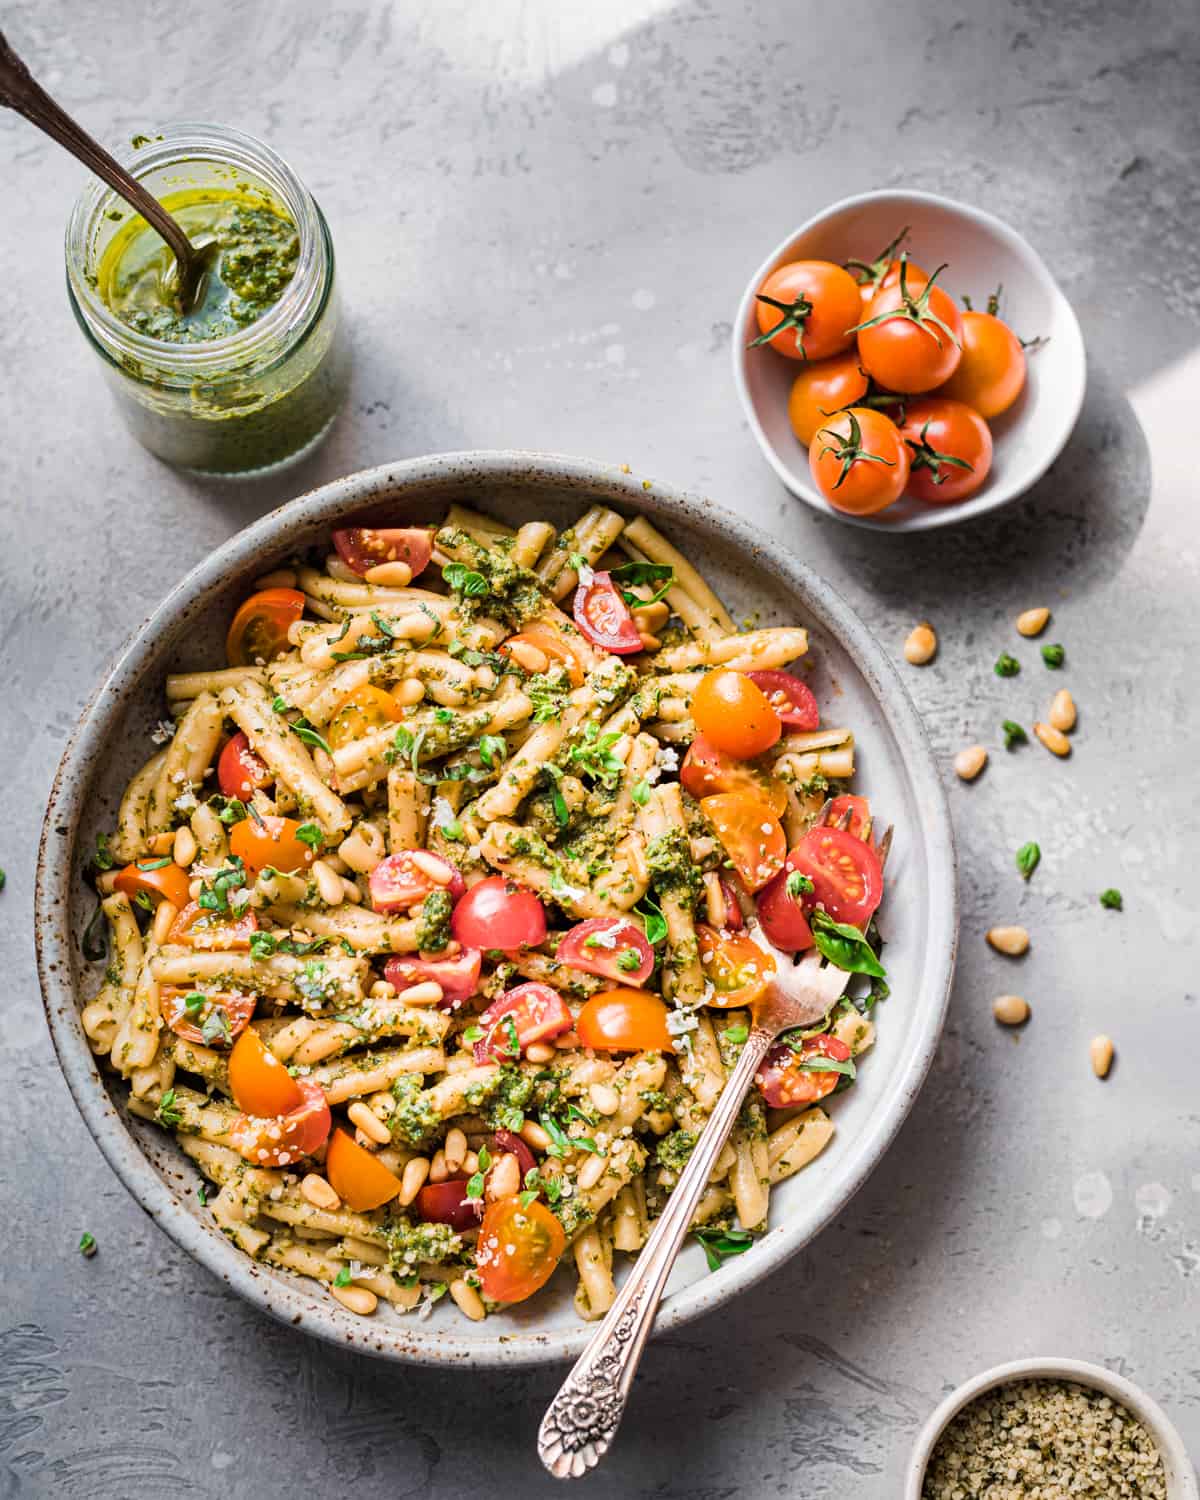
[2,1,1197,1494]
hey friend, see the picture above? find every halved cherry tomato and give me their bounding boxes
[810,407,910,517]
[228,1028,304,1117]
[161,987,255,1046]
[327,685,405,750]
[751,260,863,362]
[897,398,993,505]
[938,309,1026,419]
[692,670,782,760]
[491,1129,537,1181]
[226,587,305,668]
[855,265,964,394]
[325,1126,402,1211]
[114,858,191,911]
[332,526,433,580]
[451,875,546,953]
[718,875,745,931]
[756,1034,852,1107]
[229,815,317,877]
[416,1178,483,1231]
[790,825,883,928]
[369,850,464,914]
[557,918,655,986]
[825,794,872,841]
[229,1078,331,1167]
[680,734,788,816]
[786,351,869,446]
[167,900,257,951]
[473,982,573,1063]
[475,1196,566,1304]
[576,989,672,1052]
[498,621,589,687]
[699,791,787,892]
[384,949,482,1010]
[573,572,642,655]
[747,671,820,731]
[217,731,273,800]
[697,924,775,1008]
[755,856,815,953]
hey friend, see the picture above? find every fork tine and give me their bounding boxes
[860,815,874,844]
[837,808,853,831]
[877,825,894,870]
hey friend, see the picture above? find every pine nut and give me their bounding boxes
[392,677,425,707]
[1048,688,1076,733]
[554,1030,580,1050]
[331,1283,378,1316]
[903,623,937,665]
[397,980,443,1007]
[312,859,345,906]
[341,878,363,903]
[954,745,988,781]
[410,850,456,884]
[1034,721,1071,757]
[399,1156,430,1206]
[172,826,198,867]
[632,601,670,632]
[637,632,661,651]
[1016,607,1051,637]
[986,925,1030,956]
[461,1150,479,1175]
[449,1277,486,1321]
[486,1151,521,1201]
[524,1042,556,1064]
[992,994,1030,1026]
[576,1153,607,1191]
[428,1149,449,1183]
[348,1101,391,1145]
[148,830,175,854]
[370,980,398,1000]
[326,555,360,582]
[363,560,413,587]
[300,1173,341,1210]
[520,1120,551,1152]
[1090,1034,1114,1078]
[503,640,548,674]
[443,1127,468,1172]
[474,665,499,691]
[588,1082,620,1116]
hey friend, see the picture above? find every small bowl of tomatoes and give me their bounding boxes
[732,189,1086,530]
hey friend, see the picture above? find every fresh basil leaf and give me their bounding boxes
[1016,841,1040,880]
[443,562,488,598]
[295,822,324,849]
[634,895,668,946]
[1099,887,1122,911]
[693,1225,754,1272]
[610,560,675,605]
[810,910,886,979]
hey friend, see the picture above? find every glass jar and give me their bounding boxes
[65,123,349,475]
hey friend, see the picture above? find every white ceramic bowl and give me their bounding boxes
[906,1357,1198,1498]
[732,189,1087,531]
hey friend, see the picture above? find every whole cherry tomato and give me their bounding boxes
[576,989,673,1052]
[809,407,910,517]
[844,229,928,304]
[692,670,782,760]
[786,351,869,446]
[897,398,993,505]
[855,262,965,394]
[938,310,1026,419]
[751,260,863,361]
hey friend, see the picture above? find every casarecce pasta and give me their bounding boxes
[83,506,889,1323]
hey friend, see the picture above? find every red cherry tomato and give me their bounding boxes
[490,1129,537,1181]
[416,1178,484,1231]
[325,1127,403,1211]
[697,923,775,1008]
[751,260,863,361]
[692,670,782,760]
[575,989,672,1052]
[475,1196,566,1304]
[825,794,873,841]
[679,735,788,815]
[573,571,642,654]
[747,671,820,730]
[229,1078,331,1167]
[217,731,273,800]
[332,526,433,580]
[228,1029,305,1117]
[161,987,255,1046]
[939,309,1026,419]
[756,1034,852,1107]
[755,857,816,953]
[229,815,317,877]
[167,900,258,951]
[557,918,655,986]
[473,982,573,1063]
[699,791,787,892]
[718,875,745,931]
[369,850,464,913]
[451,876,547,953]
[810,407,911,517]
[790,825,883,928]
[226,587,305,668]
[384,949,482,1010]
[896,398,993,505]
[855,265,965,394]
[114,858,192,912]
[786,351,870,446]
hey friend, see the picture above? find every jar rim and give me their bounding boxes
[65,121,325,373]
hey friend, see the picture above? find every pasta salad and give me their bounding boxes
[82,502,888,1324]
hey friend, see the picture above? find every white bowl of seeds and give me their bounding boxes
[907,1357,1197,1499]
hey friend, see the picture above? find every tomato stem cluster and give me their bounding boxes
[815,410,895,490]
[843,225,911,296]
[749,290,814,354]
[851,257,962,350]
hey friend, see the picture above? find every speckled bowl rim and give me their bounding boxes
[905,1356,1198,1498]
[35,449,957,1368]
[731,188,1087,532]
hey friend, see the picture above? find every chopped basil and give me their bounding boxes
[295,822,324,849]
[290,720,332,754]
[693,1225,754,1272]
[1100,887,1123,910]
[434,707,454,723]
[78,1231,97,1258]
[136,856,172,872]
[609,560,675,606]
[209,793,249,825]
[439,819,465,842]
[1016,841,1041,881]
[1041,643,1065,668]
[333,1265,353,1288]
[518,1188,539,1209]
[794,1052,857,1081]
[786,870,814,900]
[616,948,642,973]
[249,931,277,959]
[183,991,206,1016]
[443,562,489,598]
[94,832,115,871]
[200,1006,232,1046]
[197,1183,208,1206]
[1002,719,1027,750]
[477,734,508,770]
[631,778,651,806]
[724,1024,749,1045]
[810,910,886,979]
[635,895,668,946]
[156,1089,183,1128]
[994,652,1020,677]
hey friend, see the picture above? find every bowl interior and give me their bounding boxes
[734,191,1086,531]
[38,453,956,1366]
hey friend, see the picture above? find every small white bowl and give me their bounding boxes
[905,1357,1198,1498]
[732,189,1086,531]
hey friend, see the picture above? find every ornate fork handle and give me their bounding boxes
[538,1027,773,1479]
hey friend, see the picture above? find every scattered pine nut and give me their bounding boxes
[1016,607,1051,637]
[1034,721,1071,757]
[503,639,549,674]
[331,1283,378,1316]
[486,1151,521,1201]
[428,1149,449,1183]
[1090,1034,1114,1078]
[148,830,175,855]
[903,622,938,665]
[987,925,1030,956]
[521,1120,552,1152]
[348,1101,391,1145]
[392,678,425,707]
[461,1150,479,1176]
[993,995,1030,1026]
[524,1042,556,1064]
[363,560,413,587]
[150,899,179,946]
[954,745,988,781]
[396,980,443,1007]
[1048,688,1077,733]
[300,1173,341,1210]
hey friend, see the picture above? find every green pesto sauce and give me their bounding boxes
[100,187,299,343]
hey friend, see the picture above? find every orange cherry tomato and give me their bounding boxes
[697,923,775,1008]
[226,587,305,668]
[499,622,589,687]
[897,398,993,505]
[576,989,673,1052]
[700,791,787,892]
[161,987,255,1046]
[809,407,910,517]
[228,1028,305,1117]
[327,685,405,750]
[325,1127,403,1211]
[167,900,257,950]
[229,1079,331,1167]
[691,670,782,760]
[229,815,318,877]
[475,1196,566,1304]
[679,734,788,816]
[938,310,1027,419]
[114,858,191,911]
[855,265,965,394]
[786,351,870,446]
[751,260,862,362]
[756,1034,852,1108]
